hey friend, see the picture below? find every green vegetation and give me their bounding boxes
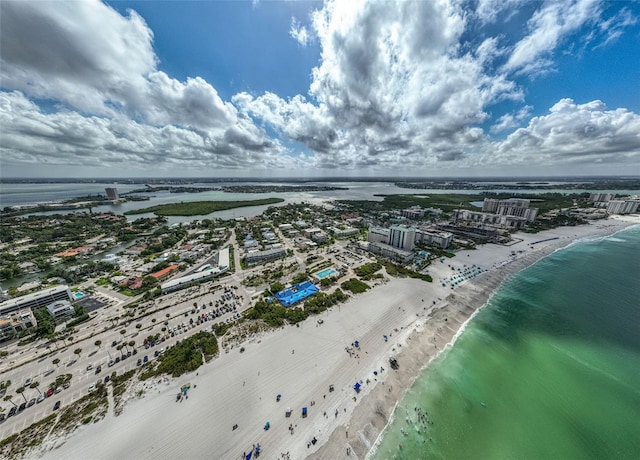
[354,262,382,279]
[245,288,349,326]
[213,322,231,336]
[341,278,370,294]
[269,281,285,293]
[380,260,433,282]
[0,413,58,459]
[124,198,285,216]
[340,192,582,215]
[141,332,218,379]
[303,289,349,314]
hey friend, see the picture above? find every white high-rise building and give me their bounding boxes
[388,225,416,251]
[606,200,640,215]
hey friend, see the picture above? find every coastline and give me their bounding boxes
[310,216,640,460]
[34,217,639,460]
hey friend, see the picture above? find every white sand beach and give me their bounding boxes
[36,217,639,460]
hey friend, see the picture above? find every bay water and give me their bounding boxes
[372,226,640,459]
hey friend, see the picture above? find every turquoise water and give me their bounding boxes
[73,292,84,299]
[316,268,337,279]
[372,226,640,459]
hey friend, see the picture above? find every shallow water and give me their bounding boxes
[372,226,640,459]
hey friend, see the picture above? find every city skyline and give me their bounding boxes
[1,0,639,178]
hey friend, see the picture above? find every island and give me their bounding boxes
[123,198,285,216]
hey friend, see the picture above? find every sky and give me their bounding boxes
[0,0,639,179]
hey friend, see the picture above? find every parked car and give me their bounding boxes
[108,360,115,367]
[18,402,26,412]
[132,349,138,355]
[137,359,142,366]
[115,356,120,363]
[46,388,54,397]
[55,386,62,394]
[53,401,61,411]
[86,364,93,371]
[111,341,117,347]
[143,355,148,363]
[37,394,45,404]
[104,375,111,383]
[95,365,102,374]
[63,382,70,389]
[27,398,36,407]
[88,384,95,392]
[96,378,102,385]
[8,406,17,417]
[24,378,32,387]
[0,413,5,422]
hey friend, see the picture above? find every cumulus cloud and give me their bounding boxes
[1,0,638,176]
[491,99,640,165]
[237,0,521,170]
[0,91,291,172]
[0,0,290,172]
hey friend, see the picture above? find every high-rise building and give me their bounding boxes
[388,225,416,250]
[589,193,614,203]
[105,187,119,201]
[606,200,640,215]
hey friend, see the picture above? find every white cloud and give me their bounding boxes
[503,0,602,76]
[0,89,290,172]
[0,0,291,173]
[490,99,640,165]
[290,17,310,46]
[0,0,638,176]
[490,106,533,133]
[238,0,521,170]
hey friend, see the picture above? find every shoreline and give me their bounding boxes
[310,216,640,460]
[34,217,639,460]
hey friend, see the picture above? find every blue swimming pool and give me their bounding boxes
[74,292,84,299]
[315,268,337,279]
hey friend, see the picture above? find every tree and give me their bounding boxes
[16,387,27,403]
[52,358,60,367]
[128,340,135,350]
[30,381,42,395]
[120,329,126,335]
[95,340,102,350]
[3,395,16,407]
[74,348,82,358]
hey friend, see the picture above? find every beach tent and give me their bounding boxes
[354,340,360,347]
[354,382,361,393]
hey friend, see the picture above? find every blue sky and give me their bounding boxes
[1,0,639,177]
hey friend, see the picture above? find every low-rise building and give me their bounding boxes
[46,300,74,319]
[0,285,73,317]
[245,247,287,264]
[416,229,453,248]
[368,242,414,263]
[0,309,38,341]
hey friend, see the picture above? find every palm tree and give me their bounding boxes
[52,358,60,368]
[15,387,27,403]
[74,348,82,358]
[95,340,102,350]
[30,381,42,395]
[3,395,16,408]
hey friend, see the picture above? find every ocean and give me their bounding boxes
[372,226,640,459]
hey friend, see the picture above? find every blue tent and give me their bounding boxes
[354,382,361,393]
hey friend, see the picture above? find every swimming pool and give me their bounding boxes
[315,268,337,279]
[74,292,84,299]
